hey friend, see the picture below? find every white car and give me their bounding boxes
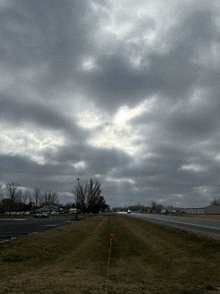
[127,210,132,213]
[34,213,48,218]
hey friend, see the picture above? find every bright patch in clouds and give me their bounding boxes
[180,164,206,173]
[87,106,148,156]
[71,161,87,170]
[81,57,98,71]
[88,124,142,156]
[76,109,105,129]
[0,123,65,165]
[77,98,156,157]
[113,98,156,124]
[106,176,135,184]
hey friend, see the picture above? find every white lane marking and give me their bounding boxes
[42,224,58,227]
[0,219,26,221]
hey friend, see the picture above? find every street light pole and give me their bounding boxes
[76,178,80,220]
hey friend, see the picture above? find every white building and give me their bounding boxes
[184,205,220,214]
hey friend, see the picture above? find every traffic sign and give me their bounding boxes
[110,234,114,240]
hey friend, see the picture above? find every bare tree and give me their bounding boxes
[150,201,164,212]
[16,191,23,204]
[52,191,59,204]
[0,185,4,200]
[5,182,22,216]
[28,190,33,204]
[64,202,73,209]
[151,201,157,211]
[5,182,22,203]
[72,178,107,214]
[211,197,220,206]
[72,181,87,213]
[34,188,41,207]
[39,194,44,206]
[44,190,59,205]
[22,189,31,205]
[87,178,102,213]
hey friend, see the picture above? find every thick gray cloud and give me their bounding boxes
[76,7,220,112]
[1,0,220,208]
[0,98,77,132]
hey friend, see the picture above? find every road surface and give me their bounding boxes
[119,212,220,239]
[0,217,80,241]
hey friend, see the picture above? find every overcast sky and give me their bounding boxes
[1,0,220,208]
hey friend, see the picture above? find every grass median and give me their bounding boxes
[0,213,220,293]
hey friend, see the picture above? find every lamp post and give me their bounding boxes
[76,178,80,220]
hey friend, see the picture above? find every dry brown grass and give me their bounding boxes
[0,213,220,293]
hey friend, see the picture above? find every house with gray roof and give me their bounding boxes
[35,203,60,213]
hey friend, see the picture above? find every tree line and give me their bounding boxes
[0,179,108,215]
[0,182,59,214]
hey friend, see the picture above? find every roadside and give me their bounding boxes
[136,212,220,220]
[0,213,220,293]
[0,215,89,242]
[128,212,220,240]
[175,213,220,219]
[0,213,88,220]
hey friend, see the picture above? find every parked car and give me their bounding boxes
[34,213,48,218]
[50,211,57,215]
[69,208,77,214]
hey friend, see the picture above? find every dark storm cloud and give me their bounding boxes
[77,55,147,110]
[44,141,133,176]
[87,148,132,174]
[92,0,111,8]
[109,136,220,206]
[0,98,64,128]
[2,133,133,195]
[0,98,86,141]
[0,154,61,188]
[0,154,85,196]
[1,0,90,88]
[165,110,219,140]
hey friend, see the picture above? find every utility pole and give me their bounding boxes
[76,178,80,220]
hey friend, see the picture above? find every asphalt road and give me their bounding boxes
[0,217,80,241]
[120,212,220,239]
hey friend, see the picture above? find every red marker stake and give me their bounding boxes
[106,234,114,291]
[108,234,114,265]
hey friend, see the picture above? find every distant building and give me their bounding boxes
[35,203,60,213]
[166,207,185,213]
[69,208,77,214]
[184,204,220,214]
